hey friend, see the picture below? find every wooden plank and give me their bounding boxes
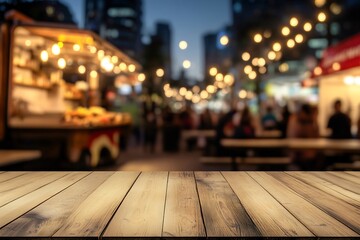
[162,171,205,238]
[103,172,168,238]
[249,172,358,237]
[222,172,313,237]
[329,172,360,184]
[346,171,360,177]
[0,172,68,207]
[0,172,114,237]
[289,172,360,207]
[309,172,360,194]
[0,171,26,183]
[194,172,260,237]
[268,172,360,234]
[0,172,88,229]
[53,171,140,238]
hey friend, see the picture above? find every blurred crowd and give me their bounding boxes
[120,98,360,168]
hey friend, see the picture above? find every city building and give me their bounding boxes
[0,0,75,25]
[230,0,360,105]
[141,21,172,96]
[85,0,143,60]
[155,22,172,81]
[203,26,233,84]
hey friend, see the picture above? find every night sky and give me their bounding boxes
[61,0,231,81]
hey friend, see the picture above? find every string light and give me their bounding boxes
[267,51,276,60]
[258,58,266,67]
[209,67,217,76]
[128,64,136,72]
[52,44,60,55]
[73,44,81,51]
[295,34,304,43]
[40,50,48,62]
[224,74,234,85]
[78,65,86,74]
[290,17,299,27]
[179,87,187,96]
[252,58,259,66]
[279,63,289,72]
[248,71,257,80]
[281,27,290,36]
[287,39,295,48]
[314,66,322,75]
[317,12,327,22]
[273,42,282,52]
[239,89,247,99]
[206,85,216,94]
[138,73,146,82]
[244,65,252,74]
[242,52,251,61]
[215,73,224,81]
[57,58,66,69]
[253,33,262,43]
[303,22,312,32]
[156,68,165,77]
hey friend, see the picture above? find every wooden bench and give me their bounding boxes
[0,150,41,167]
[200,156,291,167]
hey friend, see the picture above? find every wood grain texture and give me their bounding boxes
[194,171,260,237]
[0,172,88,229]
[0,172,113,237]
[309,172,360,194]
[103,171,168,238]
[0,172,68,207]
[0,171,26,183]
[346,171,360,177]
[162,171,205,237]
[268,172,360,234]
[249,172,358,237]
[53,171,140,238]
[329,172,360,184]
[222,172,313,237]
[289,172,360,207]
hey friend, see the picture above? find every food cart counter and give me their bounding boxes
[1,14,142,167]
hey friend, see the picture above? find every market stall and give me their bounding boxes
[1,17,142,167]
[314,33,360,136]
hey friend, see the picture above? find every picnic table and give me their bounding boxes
[221,138,360,170]
[0,171,359,239]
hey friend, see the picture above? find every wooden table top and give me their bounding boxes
[222,138,360,151]
[0,171,359,239]
[0,150,41,166]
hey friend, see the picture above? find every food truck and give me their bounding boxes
[314,33,360,136]
[0,11,142,167]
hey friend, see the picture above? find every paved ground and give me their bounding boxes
[100,144,236,171]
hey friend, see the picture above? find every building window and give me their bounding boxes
[331,22,340,35]
[106,29,120,38]
[315,23,327,35]
[122,19,134,28]
[233,2,242,13]
[107,7,136,18]
[46,6,54,16]
[308,38,328,49]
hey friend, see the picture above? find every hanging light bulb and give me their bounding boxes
[57,58,66,69]
[52,44,60,55]
[40,50,49,62]
[78,65,86,74]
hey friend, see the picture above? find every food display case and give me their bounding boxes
[1,18,142,167]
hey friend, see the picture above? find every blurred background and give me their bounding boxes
[0,0,359,171]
